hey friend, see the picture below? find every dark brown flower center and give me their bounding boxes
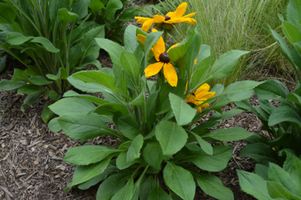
[159,52,170,63]
[164,16,171,21]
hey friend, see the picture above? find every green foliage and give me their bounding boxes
[49,23,260,199]
[238,154,301,200]
[0,0,104,122]
[87,0,139,43]
[235,0,301,166]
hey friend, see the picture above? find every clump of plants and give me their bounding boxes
[236,0,301,199]
[0,0,104,122]
[48,3,265,199]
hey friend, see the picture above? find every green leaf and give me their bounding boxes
[63,90,107,105]
[115,116,141,140]
[17,84,42,95]
[148,185,173,200]
[0,54,7,73]
[187,145,232,172]
[105,0,123,20]
[0,79,25,91]
[286,0,301,25]
[29,76,52,85]
[58,8,78,30]
[116,151,139,170]
[6,32,33,45]
[237,170,272,200]
[21,92,41,111]
[82,26,105,53]
[140,177,157,200]
[155,121,188,156]
[254,79,289,100]
[70,156,112,187]
[72,0,90,19]
[41,104,53,123]
[0,3,16,23]
[58,113,121,141]
[49,97,95,115]
[267,181,301,200]
[49,0,69,25]
[127,134,144,163]
[31,37,60,53]
[185,30,202,78]
[144,31,163,64]
[169,93,196,126]
[89,0,104,15]
[240,143,278,164]
[163,162,195,200]
[124,25,139,53]
[46,68,68,80]
[93,103,129,116]
[143,141,163,170]
[64,145,120,165]
[11,68,29,84]
[189,131,213,155]
[195,173,234,200]
[202,127,252,141]
[96,173,130,200]
[48,117,61,133]
[268,163,300,196]
[281,20,301,44]
[120,51,140,86]
[290,156,301,196]
[269,106,301,128]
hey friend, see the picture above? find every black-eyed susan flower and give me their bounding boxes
[135,2,197,32]
[186,83,215,113]
[136,30,179,87]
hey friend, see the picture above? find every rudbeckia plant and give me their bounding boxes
[48,7,264,199]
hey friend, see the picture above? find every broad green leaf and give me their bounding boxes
[82,26,105,53]
[148,186,173,200]
[64,145,120,165]
[202,127,252,141]
[116,151,139,170]
[46,68,68,80]
[49,97,95,115]
[124,25,139,53]
[237,170,272,200]
[269,106,301,128]
[281,20,301,44]
[155,121,188,155]
[0,79,25,91]
[78,165,115,190]
[0,54,7,73]
[268,163,299,196]
[169,93,196,126]
[127,134,144,163]
[120,51,140,86]
[144,31,163,65]
[255,164,269,180]
[21,92,41,111]
[96,173,130,200]
[286,0,301,25]
[6,32,33,45]
[240,143,278,164]
[29,76,52,85]
[115,116,141,140]
[41,104,53,123]
[187,145,232,172]
[140,177,157,200]
[72,0,90,19]
[291,44,301,72]
[58,113,121,140]
[254,79,289,100]
[0,3,15,23]
[195,173,234,200]
[185,30,202,78]
[290,156,301,196]
[105,0,123,20]
[58,8,78,31]
[11,68,29,84]
[267,181,301,200]
[17,84,42,95]
[48,117,61,133]
[93,103,129,116]
[143,141,163,170]
[189,131,213,155]
[163,162,195,200]
[70,156,112,187]
[49,0,69,25]
[89,0,104,15]
[63,90,107,105]
[31,37,60,53]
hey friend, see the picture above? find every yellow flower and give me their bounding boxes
[135,2,197,32]
[137,30,179,87]
[186,83,215,113]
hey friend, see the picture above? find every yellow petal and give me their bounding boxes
[145,62,164,77]
[153,14,165,23]
[195,83,210,95]
[135,16,152,24]
[185,94,195,103]
[153,36,165,61]
[194,59,197,65]
[136,34,145,45]
[197,107,203,113]
[201,103,210,108]
[141,19,155,32]
[183,12,197,18]
[166,11,176,18]
[167,43,180,52]
[165,17,197,24]
[163,63,178,87]
[173,2,187,18]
